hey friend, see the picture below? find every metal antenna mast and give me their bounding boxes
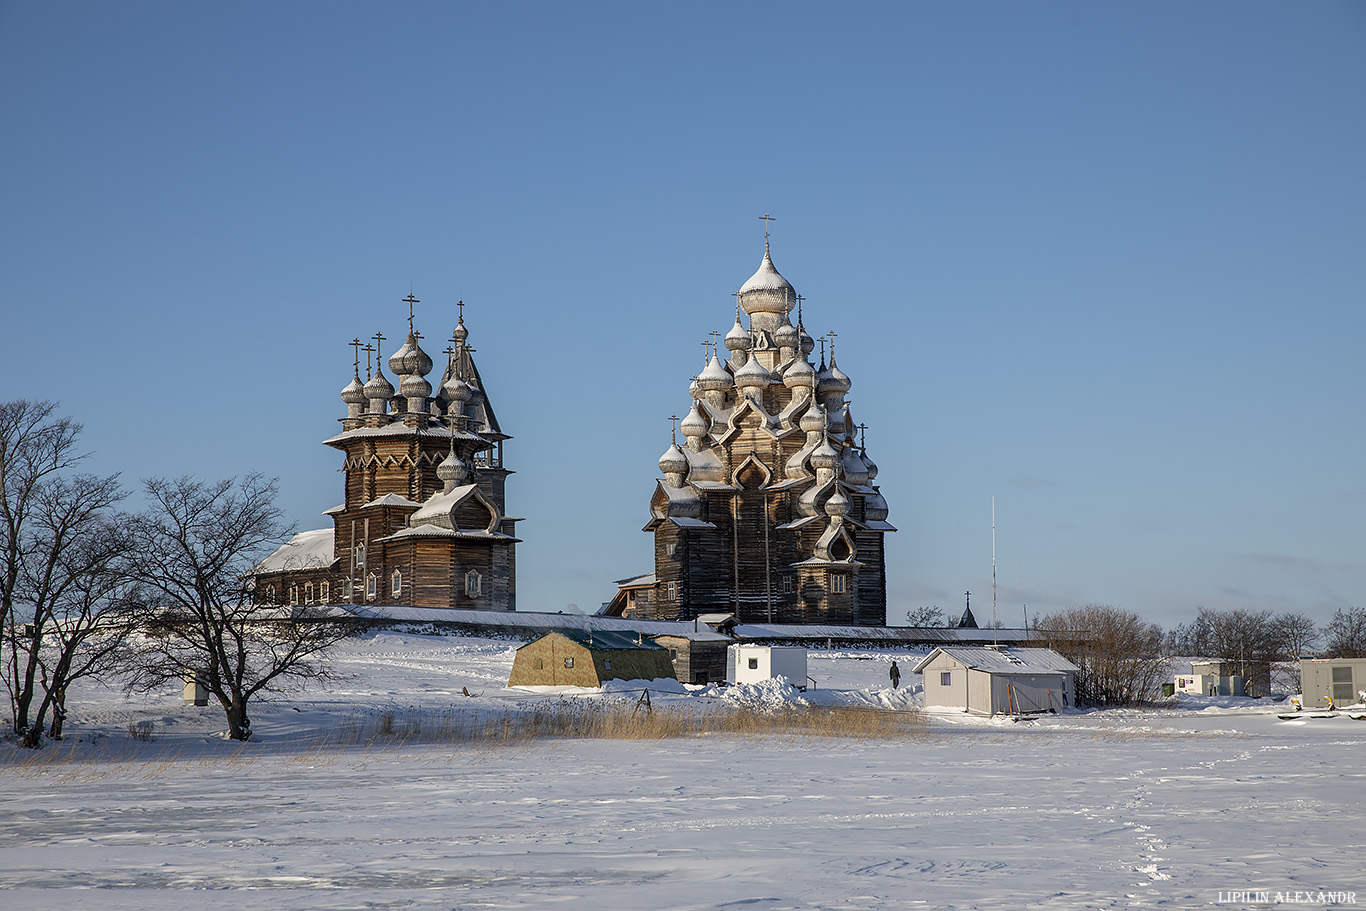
[992,496,998,647]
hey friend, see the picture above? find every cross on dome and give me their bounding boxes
[403,293,420,334]
[759,212,776,253]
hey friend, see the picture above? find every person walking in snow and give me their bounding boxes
[889,660,901,689]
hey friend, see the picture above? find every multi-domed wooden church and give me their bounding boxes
[604,227,895,626]
[252,298,519,611]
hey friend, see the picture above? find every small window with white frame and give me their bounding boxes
[289,584,298,605]
[305,582,314,604]
[354,543,365,570]
[391,569,402,597]
[366,573,377,599]
[320,581,329,603]
[830,573,847,594]
[465,569,482,598]
[667,581,677,601]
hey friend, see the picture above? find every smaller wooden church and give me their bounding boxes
[508,631,677,687]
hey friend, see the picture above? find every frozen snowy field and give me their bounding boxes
[3,631,1363,910]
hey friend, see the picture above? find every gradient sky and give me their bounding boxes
[2,2,1362,631]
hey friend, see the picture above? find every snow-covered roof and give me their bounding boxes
[667,517,716,528]
[363,494,421,509]
[408,483,493,529]
[613,573,656,587]
[376,526,517,543]
[323,422,488,449]
[911,646,1079,676]
[520,629,668,652]
[253,529,335,574]
[732,624,1035,645]
[322,503,346,515]
[313,604,731,641]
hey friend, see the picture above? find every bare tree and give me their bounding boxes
[6,473,135,747]
[1268,612,1318,691]
[1323,607,1366,658]
[1,401,83,643]
[1034,605,1167,706]
[905,605,946,627]
[1,401,142,747]
[125,475,351,741]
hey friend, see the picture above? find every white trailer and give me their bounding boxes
[728,645,809,688]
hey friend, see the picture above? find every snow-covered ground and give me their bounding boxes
[3,630,1363,910]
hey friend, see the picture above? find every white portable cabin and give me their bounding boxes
[728,645,809,687]
[1175,672,1244,697]
[1300,657,1366,708]
[914,646,1078,715]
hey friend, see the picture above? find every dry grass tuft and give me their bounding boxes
[331,701,926,748]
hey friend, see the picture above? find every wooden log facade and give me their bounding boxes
[612,241,895,626]
[253,299,520,611]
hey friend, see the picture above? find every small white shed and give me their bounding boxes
[728,645,809,687]
[914,646,1078,715]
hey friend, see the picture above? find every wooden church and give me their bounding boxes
[252,297,519,611]
[604,226,895,626]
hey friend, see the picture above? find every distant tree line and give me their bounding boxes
[1032,603,1365,706]
[1,400,352,749]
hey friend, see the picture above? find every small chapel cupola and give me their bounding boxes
[617,216,896,626]
[255,292,519,612]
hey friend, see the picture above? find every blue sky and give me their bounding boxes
[2,2,1362,631]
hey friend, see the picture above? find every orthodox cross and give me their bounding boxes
[731,290,741,319]
[796,294,805,324]
[818,337,826,366]
[363,342,374,379]
[457,299,465,322]
[759,212,776,252]
[701,340,710,363]
[372,331,386,369]
[826,330,838,361]
[402,293,420,334]
[350,338,362,374]
[857,422,868,449]
[965,591,971,611]
[708,329,721,354]
[669,413,680,444]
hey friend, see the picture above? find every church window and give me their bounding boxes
[667,581,677,601]
[266,584,276,603]
[391,570,402,597]
[366,573,377,599]
[781,575,794,594]
[305,582,314,604]
[465,570,482,598]
[354,544,365,570]
[289,585,298,605]
[320,581,329,603]
[666,543,676,556]
[564,657,574,669]
[830,573,847,594]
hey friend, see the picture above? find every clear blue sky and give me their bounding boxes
[2,2,1362,631]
